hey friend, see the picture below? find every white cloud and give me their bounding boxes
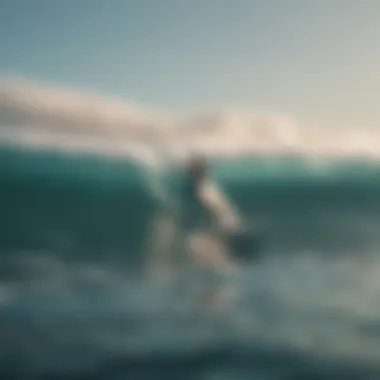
[0,78,174,139]
[1,77,379,162]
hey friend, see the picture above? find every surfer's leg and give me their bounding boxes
[192,265,238,315]
[181,232,236,314]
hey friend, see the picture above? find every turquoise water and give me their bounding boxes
[1,144,380,379]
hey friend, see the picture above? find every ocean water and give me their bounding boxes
[1,143,380,380]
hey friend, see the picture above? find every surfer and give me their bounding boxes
[146,153,239,302]
[181,154,240,312]
[148,153,253,312]
[185,152,263,263]
[183,154,242,267]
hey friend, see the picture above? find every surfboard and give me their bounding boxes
[224,227,265,263]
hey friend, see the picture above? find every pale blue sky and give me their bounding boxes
[0,0,379,126]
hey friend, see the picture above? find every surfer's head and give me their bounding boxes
[187,154,209,183]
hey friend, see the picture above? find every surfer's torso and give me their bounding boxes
[179,175,215,231]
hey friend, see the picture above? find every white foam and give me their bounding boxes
[2,77,380,166]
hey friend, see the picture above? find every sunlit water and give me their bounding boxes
[1,146,380,379]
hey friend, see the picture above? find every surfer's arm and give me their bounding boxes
[196,183,240,230]
[202,200,225,227]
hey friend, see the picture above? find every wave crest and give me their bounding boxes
[1,77,380,164]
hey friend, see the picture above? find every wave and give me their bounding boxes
[1,144,380,278]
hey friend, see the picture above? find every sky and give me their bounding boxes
[0,0,379,127]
